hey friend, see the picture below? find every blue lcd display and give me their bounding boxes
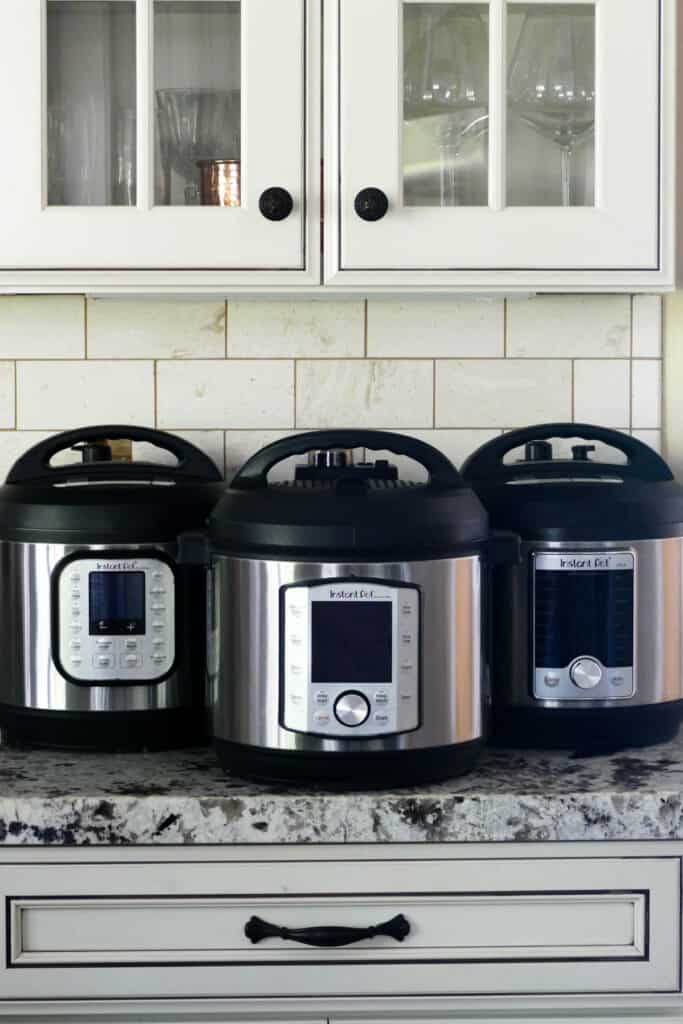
[89,572,146,636]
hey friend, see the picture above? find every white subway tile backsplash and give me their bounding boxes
[17,361,152,430]
[574,359,630,429]
[367,300,504,358]
[135,431,226,476]
[0,431,52,480]
[632,296,662,358]
[632,359,662,430]
[296,360,434,429]
[436,360,572,428]
[631,429,663,455]
[229,301,364,358]
[225,430,304,482]
[88,299,226,359]
[506,295,631,359]
[371,429,502,481]
[157,360,294,430]
[0,297,84,359]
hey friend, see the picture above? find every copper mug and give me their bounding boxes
[196,159,241,206]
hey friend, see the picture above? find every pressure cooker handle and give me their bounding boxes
[462,423,673,483]
[231,430,463,490]
[7,425,222,485]
[244,913,410,948]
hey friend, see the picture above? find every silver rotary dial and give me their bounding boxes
[569,657,603,690]
[334,691,371,728]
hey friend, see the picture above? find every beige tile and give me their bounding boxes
[507,296,631,358]
[135,431,226,477]
[88,299,226,359]
[229,301,364,358]
[632,295,662,358]
[436,360,571,428]
[632,360,662,430]
[0,431,53,481]
[17,361,154,430]
[574,360,630,428]
[0,296,84,359]
[225,430,305,483]
[157,360,294,430]
[367,300,504,358]
[296,360,433,429]
[631,429,663,455]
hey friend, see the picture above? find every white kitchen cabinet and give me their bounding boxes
[0,0,675,294]
[324,0,676,291]
[0,0,321,292]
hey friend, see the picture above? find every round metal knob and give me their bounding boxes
[259,187,294,222]
[334,691,371,728]
[569,658,603,690]
[354,188,389,222]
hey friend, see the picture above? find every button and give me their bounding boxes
[314,691,330,706]
[289,693,304,706]
[401,602,414,616]
[151,603,166,613]
[400,692,413,703]
[544,674,561,688]
[71,588,80,598]
[152,572,163,582]
[71,624,82,635]
[375,690,390,706]
[400,633,413,645]
[124,639,138,651]
[570,657,603,690]
[70,573,81,582]
[94,655,113,669]
[374,712,390,725]
[334,692,370,728]
[70,639,81,651]
[152,638,165,649]
[152,620,165,632]
[151,654,166,666]
[289,635,303,647]
[288,604,304,618]
[289,664,303,677]
[400,662,414,672]
[314,711,330,725]
[610,674,626,687]
[71,607,81,618]
[151,587,166,596]
[96,639,112,650]
[71,656,82,667]
[121,654,142,669]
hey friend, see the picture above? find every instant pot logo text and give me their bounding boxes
[96,561,139,571]
[559,557,612,570]
[328,588,380,600]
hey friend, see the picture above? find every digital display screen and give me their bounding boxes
[535,569,634,668]
[89,572,146,636]
[311,602,393,684]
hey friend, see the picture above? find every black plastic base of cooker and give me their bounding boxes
[490,701,683,755]
[215,737,484,788]
[0,705,207,752]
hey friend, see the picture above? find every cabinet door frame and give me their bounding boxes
[324,0,677,292]
[0,0,322,293]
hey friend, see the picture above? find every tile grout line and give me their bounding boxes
[224,300,229,359]
[629,296,634,432]
[153,361,158,428]
[363,299,368,358]
[83,296,88,360]
[13,361,17,431]
[432,360,436,428]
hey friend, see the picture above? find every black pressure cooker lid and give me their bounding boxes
[462,423,683,542]
[210,430,488,559]
[0,426,224,543]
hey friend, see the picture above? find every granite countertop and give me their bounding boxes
[0,734,682,846]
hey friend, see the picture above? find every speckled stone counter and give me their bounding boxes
[0,733,682,845]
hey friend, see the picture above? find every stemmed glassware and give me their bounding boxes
[508,5,595,207]
[403,4,489,207]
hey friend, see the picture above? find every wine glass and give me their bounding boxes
[508,5,596,207]
[404,4,489,206]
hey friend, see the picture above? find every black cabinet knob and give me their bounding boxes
[355,188,389,222]
[259,188,294,222]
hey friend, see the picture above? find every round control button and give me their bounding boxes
[570,657,603,690]
[334,691,370,728]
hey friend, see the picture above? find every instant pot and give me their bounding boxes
[0,426,223,750]
[462,424,683,751]
[205,429,511,786]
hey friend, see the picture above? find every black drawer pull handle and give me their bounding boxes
[244,913,410,947]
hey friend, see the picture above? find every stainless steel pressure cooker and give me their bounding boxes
[0,426,224,750]
[206,429,508,786]
[463,424,683,751]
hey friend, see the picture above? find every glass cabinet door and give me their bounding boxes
[0,0,307,273]
[335,0,662,281]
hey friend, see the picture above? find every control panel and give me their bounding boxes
[55,556,175,683]
[281,581,420,738]
[532,551,635,702]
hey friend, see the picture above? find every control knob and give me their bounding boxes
[569,658,603,690]
[334,691,370,727]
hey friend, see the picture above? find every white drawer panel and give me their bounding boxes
[0,855,679,1000]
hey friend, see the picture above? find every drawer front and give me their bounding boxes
[0,856,679,1000]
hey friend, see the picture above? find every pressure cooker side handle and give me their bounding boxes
[231,430,462,490]
[461,423,673,483]
[6,425,223,485]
